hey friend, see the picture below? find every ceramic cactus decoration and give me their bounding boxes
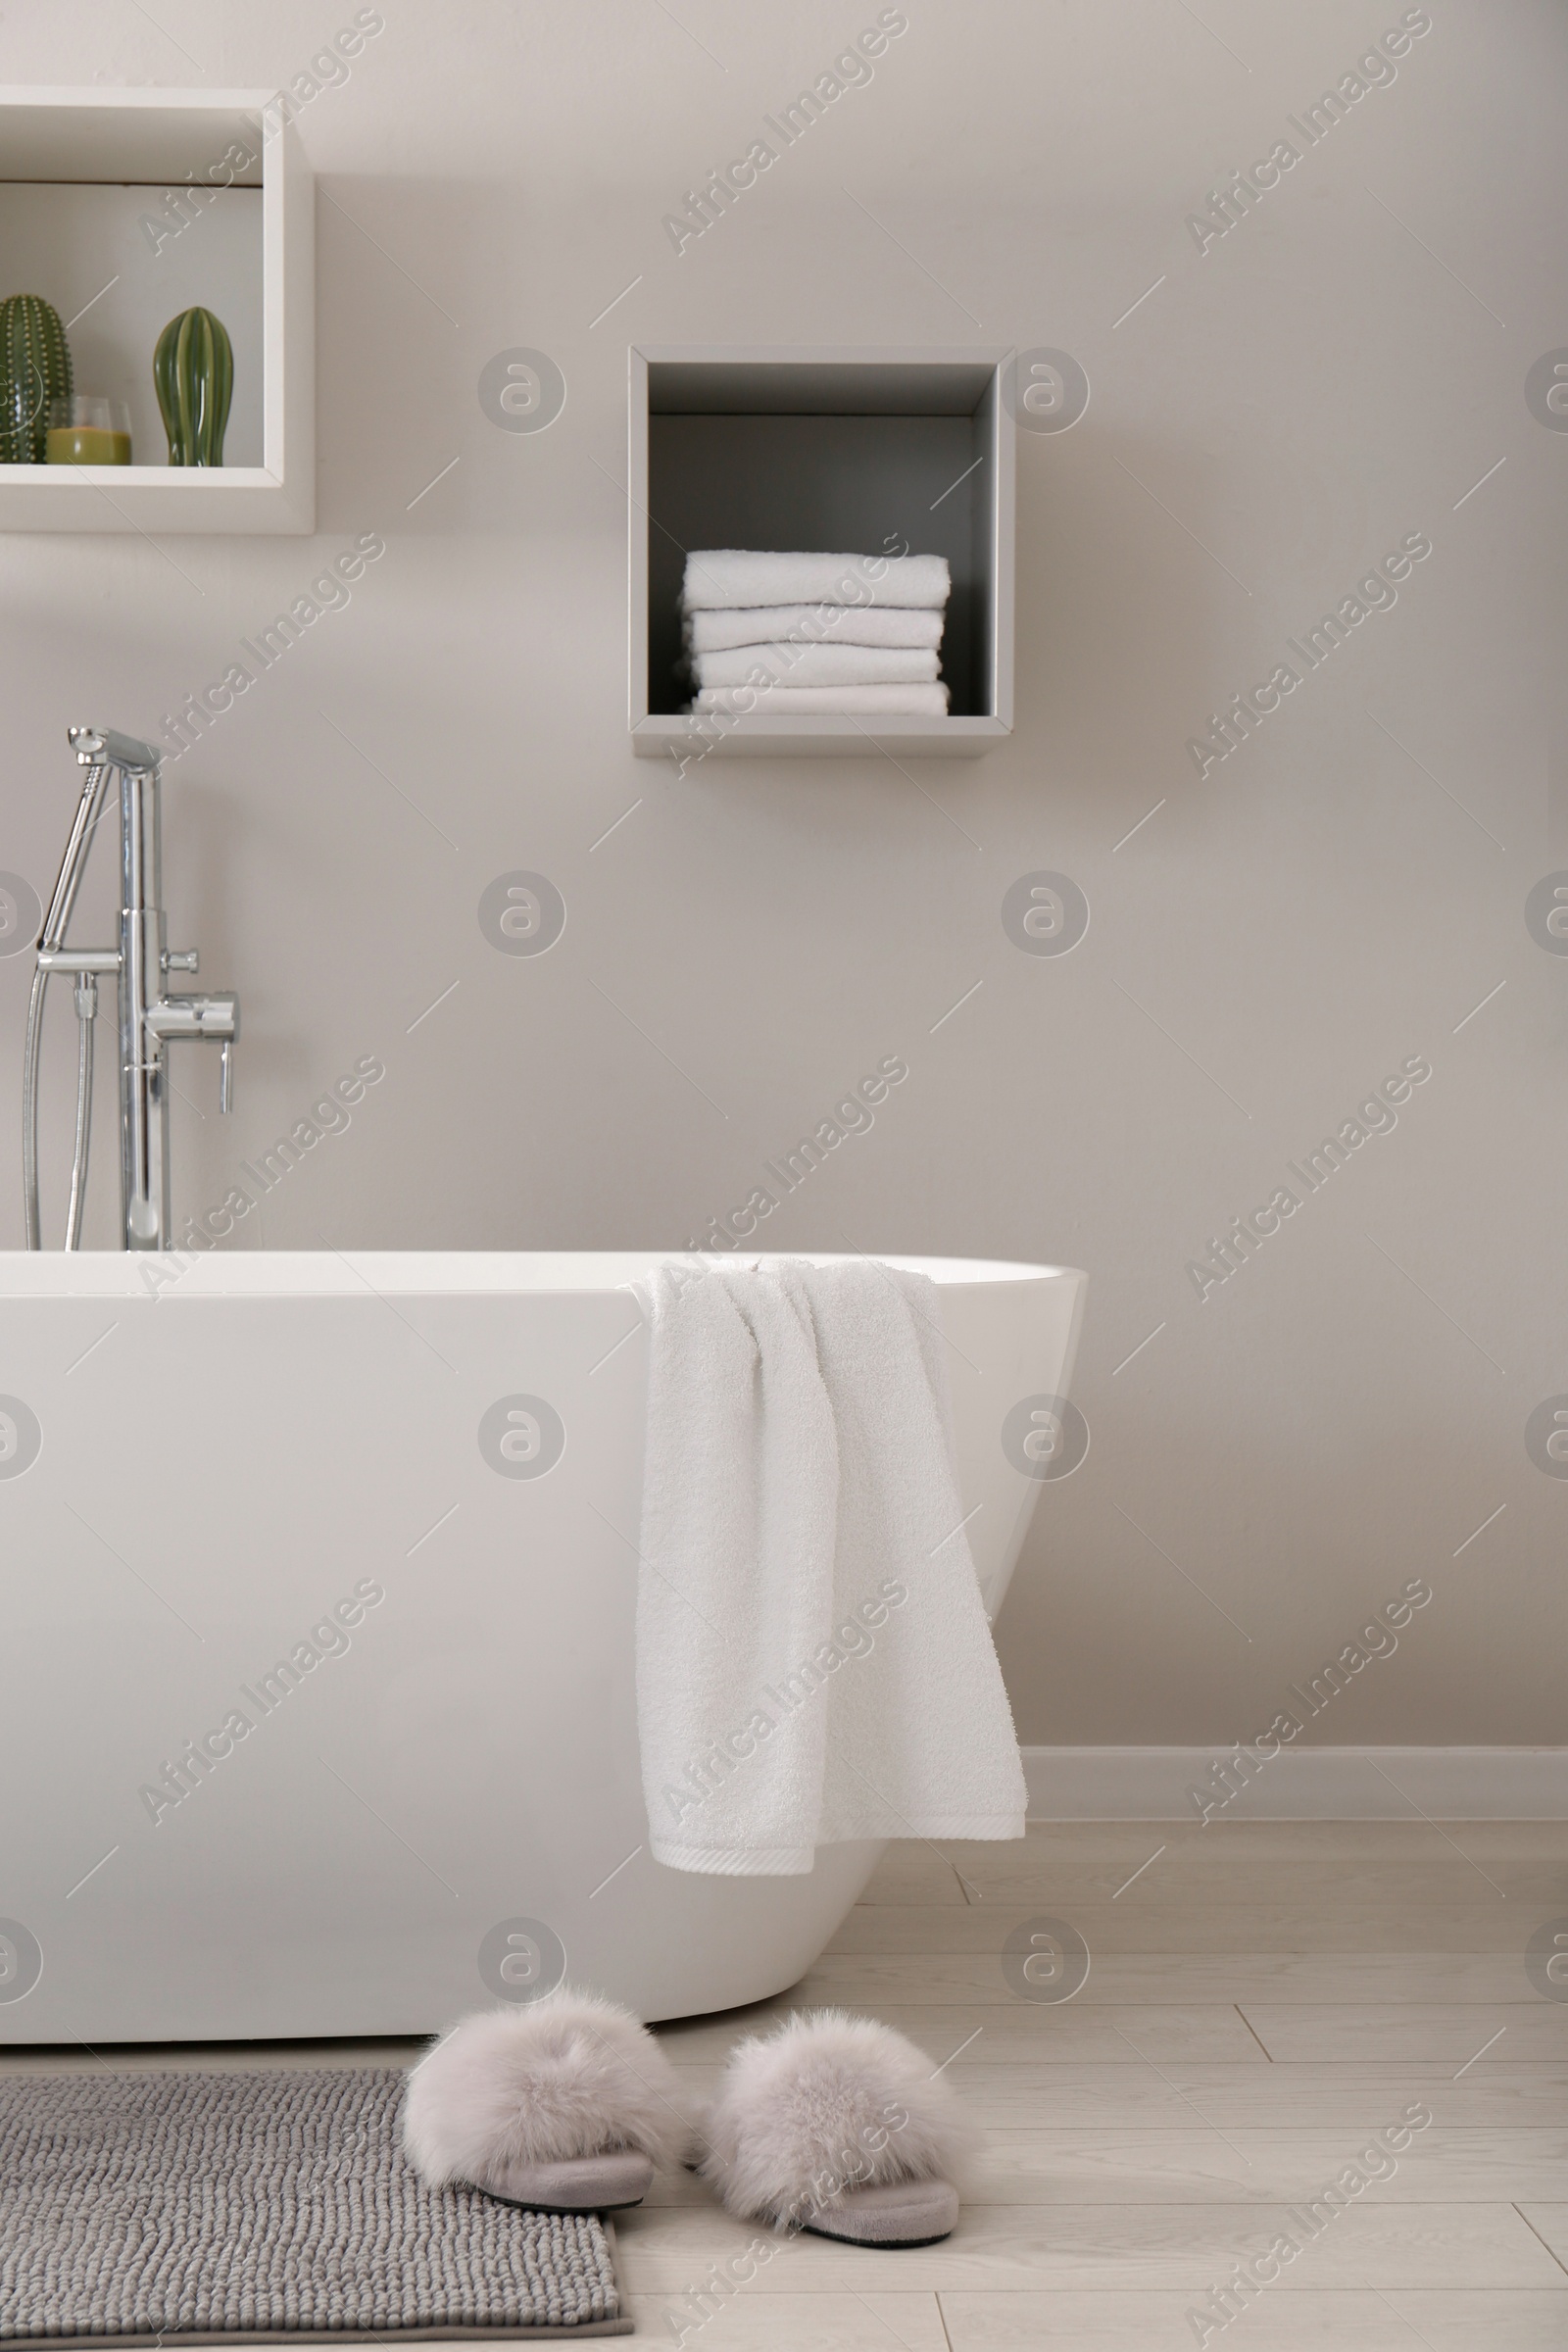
[154,307,233,466]
[0,295,73,464]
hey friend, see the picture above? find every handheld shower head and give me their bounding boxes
[67,723,164,774]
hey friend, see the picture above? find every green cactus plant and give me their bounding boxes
[153,306,233,466]
[0,295,73,464]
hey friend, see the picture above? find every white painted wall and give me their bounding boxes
[2,0,1561,1747]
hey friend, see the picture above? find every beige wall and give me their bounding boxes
[3,0,1562,1743]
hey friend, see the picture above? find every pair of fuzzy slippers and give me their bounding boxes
[402,1991,973,2248]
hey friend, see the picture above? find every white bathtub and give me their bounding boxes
[0,1251,1084,2042]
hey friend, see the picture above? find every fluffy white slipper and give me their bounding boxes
[402,1989,688,2212]
[698,2009,976,2246]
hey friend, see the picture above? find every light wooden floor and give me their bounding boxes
[617,1820,1568,2348]
[7,1822,1566,2346]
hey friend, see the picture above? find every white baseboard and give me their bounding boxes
[1021,1745,1568,1821]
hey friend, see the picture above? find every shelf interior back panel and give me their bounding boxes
[0,182,264,466]
[647,412,995,718]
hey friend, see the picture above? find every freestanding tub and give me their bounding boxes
[0,1251,1084,2042]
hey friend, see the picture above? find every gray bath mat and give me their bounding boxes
[0,2066,630,2340]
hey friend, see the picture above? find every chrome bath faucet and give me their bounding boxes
[23,725,239,1251]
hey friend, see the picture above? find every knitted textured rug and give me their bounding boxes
[0,2066,630,2340]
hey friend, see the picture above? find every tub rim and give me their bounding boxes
[0,1249,1088,1298]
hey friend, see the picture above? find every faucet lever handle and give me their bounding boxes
[220,1037,234,1115]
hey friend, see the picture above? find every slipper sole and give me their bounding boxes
[801,2220,955,2248]
[494,2193,646,2216]
[798,2177,960,2246]
[469,2149,655,2212]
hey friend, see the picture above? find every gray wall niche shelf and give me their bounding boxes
[628,346,1015,760]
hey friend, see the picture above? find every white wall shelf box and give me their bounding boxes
[0,86,313,533]
[629,346,1014,759]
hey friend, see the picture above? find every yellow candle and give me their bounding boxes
[46,425,132,465]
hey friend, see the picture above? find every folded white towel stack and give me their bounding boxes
[680,549,953,717]
[685,603,945,654]
[635,1256,1027,1875]
[694,644,940,691]
[682,549,950,612]
[694,684,951,716]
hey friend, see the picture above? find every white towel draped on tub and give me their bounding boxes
[634,1257,1027,1876]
